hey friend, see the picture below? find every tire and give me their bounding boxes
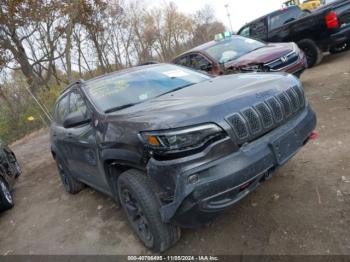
[298,39,323,68]
[118,169,181,252]
[56,159,85,194]
[0,177,14,212]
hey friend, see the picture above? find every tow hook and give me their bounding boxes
[304,131,318,145]
[309,131,318,140]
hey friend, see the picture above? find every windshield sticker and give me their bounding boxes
[162,69,189,78]
[139,94,148,100]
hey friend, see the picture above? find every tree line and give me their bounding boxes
[0,0,225,91]
[0,0,225,142]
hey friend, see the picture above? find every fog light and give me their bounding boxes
[188,174,199,184]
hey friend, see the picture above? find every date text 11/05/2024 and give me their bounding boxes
[127,255,219,261]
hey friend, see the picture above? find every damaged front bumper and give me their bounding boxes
[147,105,317,228]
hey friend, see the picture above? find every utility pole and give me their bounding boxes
[224,4,234,33]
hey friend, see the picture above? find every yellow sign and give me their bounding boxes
[27,116,35,121]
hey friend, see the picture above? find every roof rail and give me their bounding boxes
[61,79,85,94]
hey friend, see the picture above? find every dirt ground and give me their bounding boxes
[1,51,350,255]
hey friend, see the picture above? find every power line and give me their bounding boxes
[25,86,53,122]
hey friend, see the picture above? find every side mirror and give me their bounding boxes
[63,111,91,128]
[200,63,213,72]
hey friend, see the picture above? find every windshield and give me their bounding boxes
[204,36,265,64]
[85,64,210,113]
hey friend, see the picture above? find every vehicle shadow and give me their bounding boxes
[319,50,350,66]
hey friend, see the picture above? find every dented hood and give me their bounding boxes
[224,42,295,69]
[105,72,300,130]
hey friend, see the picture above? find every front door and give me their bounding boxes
[63,90,109,191]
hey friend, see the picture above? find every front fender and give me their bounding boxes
[100,148,145,170]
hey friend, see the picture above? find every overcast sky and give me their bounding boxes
[148,0,284,31]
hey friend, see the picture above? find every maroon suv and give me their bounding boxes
[172,35,307,77]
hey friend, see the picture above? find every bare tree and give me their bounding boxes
[0,0,67,92]
[191,5,226,46]
[0,0,225,86]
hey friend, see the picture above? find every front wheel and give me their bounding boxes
[0,177,14,212]
[118,169,180,252]
[298,39,323,68]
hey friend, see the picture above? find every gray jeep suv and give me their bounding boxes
[50,63,316,252]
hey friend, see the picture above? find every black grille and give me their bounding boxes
[286,88,299,112]
[267,97,283,123]
[292,85,305,108]
[255,102,273,128]
[226,86,306,143]
[278,92,292,117]
[242,108,261,134]
[266,52,299,70]
[228,113,249,139]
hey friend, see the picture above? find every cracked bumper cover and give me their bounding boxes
[147,105,316,228]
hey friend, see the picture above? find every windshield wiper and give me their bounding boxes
[156,83,195,98]
[104,103,138,113]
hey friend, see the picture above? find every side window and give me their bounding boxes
[189,54,211,71]
[69,91,88,118]
[174,55,190,67]
[239,26,251,37]
[250,19,268,40]
[268,8,303,31]
[54,95,69,125]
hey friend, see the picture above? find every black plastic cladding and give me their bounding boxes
[227,85,305,144]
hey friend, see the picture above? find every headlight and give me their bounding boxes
[140,124,226,154]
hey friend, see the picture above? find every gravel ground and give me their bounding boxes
[1,50,350,255]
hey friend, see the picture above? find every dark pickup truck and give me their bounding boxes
[238,0,350,67]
